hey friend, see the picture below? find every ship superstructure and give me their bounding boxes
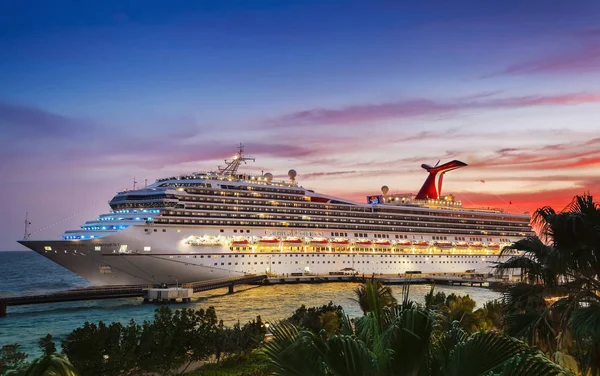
[19,146,533,285]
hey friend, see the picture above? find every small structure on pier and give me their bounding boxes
[144,287,193,303]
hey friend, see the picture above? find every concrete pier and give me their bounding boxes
[0,274,266,317]
[264,272,512,289]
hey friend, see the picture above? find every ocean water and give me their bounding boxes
[0,251,501,356]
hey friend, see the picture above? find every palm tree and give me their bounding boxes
[496,193,600,375]
[263,282,566,376]
[352,279,397,316]
[18,354,79,376]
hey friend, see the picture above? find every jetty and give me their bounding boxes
[0,274,266,317]
[264,272,513,289]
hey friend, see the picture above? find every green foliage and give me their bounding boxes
[0,344,28,375]
[8,337,78,376]
[263,281,567,376]
[214,316,266,361]
[62,320,140,376]
[287,301,343,334]
[492,352,568,376]
[60,306,265,376]
[187,351,270,376]
[137,306,222,375]
[424,288,504,334]
[353,280,397,316]
[17,354,78,376]
[424,287,446,310]
[478,300,506,330]
[38,335,56,358]
[495,193,600,375]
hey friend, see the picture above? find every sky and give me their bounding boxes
[1,0,600,250]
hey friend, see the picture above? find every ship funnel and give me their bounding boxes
[415,160,467,200]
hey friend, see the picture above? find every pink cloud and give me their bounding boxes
[271,92,600,127]
[469,139,600,171]
[489,42,600,77]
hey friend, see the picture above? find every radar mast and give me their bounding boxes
[23,212,31,240]
[218,143,255,176]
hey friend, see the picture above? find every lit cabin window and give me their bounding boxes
[94,246,101,251]
[119,245,128,253]
[44,246,52,251]
[144,246,151,251]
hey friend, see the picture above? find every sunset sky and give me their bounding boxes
[1,0,600,250]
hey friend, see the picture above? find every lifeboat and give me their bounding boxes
[355,239,373,246]
[470,242,483,249]
[435,241,452,248]
[259,237,280,244]
[396,240,412,247]
[283,237,303,245]
[231,239,250,246]
[331,238,350,246]
[487,243,500,249]
[456,242,469,248]
[310,237,329,245]
[412,240,429,247]
[375,239,391,246]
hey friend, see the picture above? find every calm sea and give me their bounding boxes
[0,251,501,355]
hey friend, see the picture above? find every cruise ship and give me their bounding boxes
[19,146,533,286]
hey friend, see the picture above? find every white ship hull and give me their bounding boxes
[20,225,510,286]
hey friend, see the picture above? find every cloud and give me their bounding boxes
[487,31,600,77]
[0,101,93,139]
[340,182,599,216]
[270,92,600,127]
[469,138,600,171]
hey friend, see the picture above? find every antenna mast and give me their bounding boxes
[23,212,31,240]
[218,143,255,175]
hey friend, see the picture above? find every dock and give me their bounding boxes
[264,272,513,288]
[0,274,266,317]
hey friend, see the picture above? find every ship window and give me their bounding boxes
[44,246,52,251]
[162,229,166,232]
[234,230,237,233]
[246,230,250,233]
[220,229,224,232]
[144,246,151,251]
[94,246,101,251]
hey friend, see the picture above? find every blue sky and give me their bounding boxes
[1,0,600,250]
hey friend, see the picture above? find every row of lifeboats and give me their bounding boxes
[231,237,501,249]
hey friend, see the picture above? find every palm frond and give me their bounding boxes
[495,352,568,376]
[446,331,531,376]
[317,335,378,376]
[261,321,323,376]
[378,308,434,376]
[569,303,600,375]
[23,354,79,376]
[569,304,600,344]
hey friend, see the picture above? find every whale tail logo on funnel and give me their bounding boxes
[415,160,467,200]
